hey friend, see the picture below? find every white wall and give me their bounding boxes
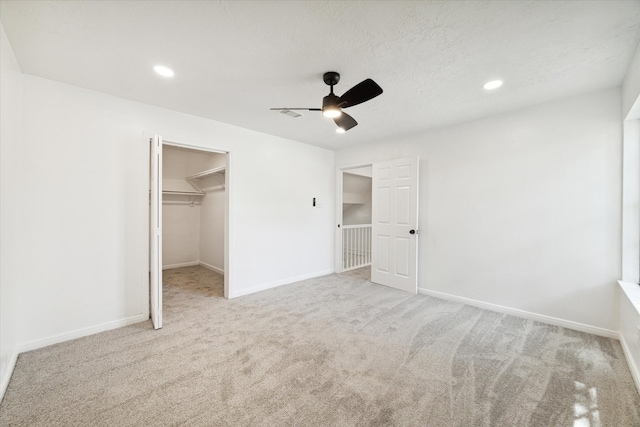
[163,145,222,181]
[0,23,22,398]
[16,74,334,349]
[343,203,372,225]
[162,205,201,268]
[623,40,640,120]
[342,173,372,225]
[199,171,226,272]
[337,88,622,333]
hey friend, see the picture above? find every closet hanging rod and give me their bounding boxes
[162,190,205,196]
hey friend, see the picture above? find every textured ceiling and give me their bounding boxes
[2,1,640,151]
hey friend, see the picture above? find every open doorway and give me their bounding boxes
[337,158,420,294]
[341,166,373,275]
[149,135,229,329]
[162,145,225,272]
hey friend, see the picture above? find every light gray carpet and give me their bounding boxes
[1,266,639,426]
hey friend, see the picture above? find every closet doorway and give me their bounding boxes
[149,135,229,329]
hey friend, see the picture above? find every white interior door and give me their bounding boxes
[371,157,419,293]
[149,135,163,329]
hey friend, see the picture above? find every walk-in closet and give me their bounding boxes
[162,145,226,298]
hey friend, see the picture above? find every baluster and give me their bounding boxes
[347,228,351,270]
[349,228,352,269]
[358,227,362,267]
[368,226,370,265]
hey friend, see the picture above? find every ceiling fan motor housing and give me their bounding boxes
[322,93,340,110]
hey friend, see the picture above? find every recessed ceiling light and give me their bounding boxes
[153,65,174,78]
[483,80,503,90]
[336,127,346,134]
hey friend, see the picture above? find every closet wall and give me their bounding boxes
[199,172,225,272]
[162,145,226,272]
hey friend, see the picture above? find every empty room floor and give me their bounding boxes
[1,266,639,426]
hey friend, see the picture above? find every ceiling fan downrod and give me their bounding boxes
[322,72,341,117]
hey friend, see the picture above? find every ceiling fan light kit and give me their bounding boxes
[271,71,383,132]
[322,92,342,118]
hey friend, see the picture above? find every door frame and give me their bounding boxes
[150,135,163,329]
[335,163,373,274]
[147,133,232,324]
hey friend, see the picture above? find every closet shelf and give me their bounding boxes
[186,166,225,181]
[159,166,225,206]
[187,166,226,193]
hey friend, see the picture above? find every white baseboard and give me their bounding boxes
[0,350,18,403]
[417,287,618,339]
[163,261,199,270]
[16,313,147,354]
[199,261,224,275]
[619,331,640,396]
[229,269,334,299]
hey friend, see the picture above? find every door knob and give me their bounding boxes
[409,229,416,234]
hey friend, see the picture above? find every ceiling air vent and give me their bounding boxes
[279,109,302,118]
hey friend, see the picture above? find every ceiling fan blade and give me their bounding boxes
[334,112,358,131]
[270,108,321,111]
[337,79,383,108]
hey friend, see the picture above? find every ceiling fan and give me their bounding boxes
[271,72,383,132]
